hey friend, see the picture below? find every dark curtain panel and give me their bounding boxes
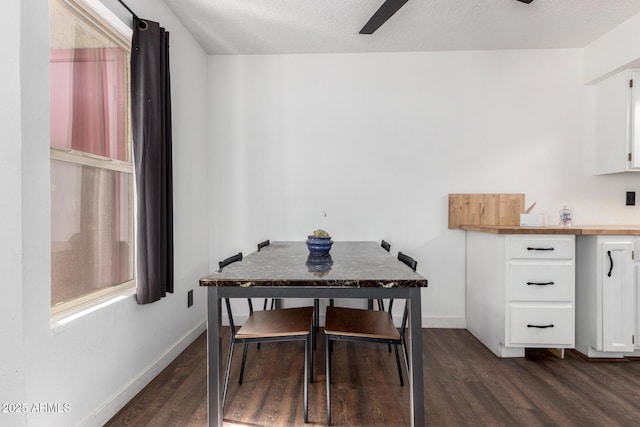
[131,17,174,304]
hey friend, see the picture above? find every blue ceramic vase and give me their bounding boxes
[306,236,333,256]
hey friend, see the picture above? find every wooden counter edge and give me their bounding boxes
[460,225,640,235]
[578,226,640,235]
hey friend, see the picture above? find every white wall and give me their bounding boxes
[0,0,210,425]
[208,49,640,327]
[0,1,27,424]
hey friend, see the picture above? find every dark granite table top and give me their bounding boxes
[200,241,428,288]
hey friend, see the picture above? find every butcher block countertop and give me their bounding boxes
[577,225,640,235]
[460,225,640,235]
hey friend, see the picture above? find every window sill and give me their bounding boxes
[50,284,136,329]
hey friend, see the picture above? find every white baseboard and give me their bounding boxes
[81,320,207,427]
[422,316,466,328]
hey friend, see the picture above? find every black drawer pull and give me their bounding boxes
[527,324,554,329]
[526,281,555,286]
[527,247,555,251]
[607,250,613,277]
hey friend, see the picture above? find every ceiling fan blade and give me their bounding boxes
[516,0,534,3]
[359,0,409,35]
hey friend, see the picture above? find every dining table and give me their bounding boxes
[199,241,428,426]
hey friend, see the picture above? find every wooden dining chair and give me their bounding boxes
[257,239,270,251]
[218,252,243,271]
[397,251,417,271]
[324,251,417,426]
[219,252,315,423]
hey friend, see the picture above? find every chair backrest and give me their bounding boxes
[381,240,391,252]
[397,251,417,272]
[257,240,270,251]
[219,252,243,271]
[397,251,417,335]
[220,252,260,332]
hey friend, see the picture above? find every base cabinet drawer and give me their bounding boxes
[508,304,574,346]
[509,263,574,301]
[509,238,575,260]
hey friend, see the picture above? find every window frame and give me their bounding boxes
[49,0,135,320]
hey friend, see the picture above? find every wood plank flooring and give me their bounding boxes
[106,328,640,427]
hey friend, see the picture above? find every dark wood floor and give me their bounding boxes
[106,328,640,427]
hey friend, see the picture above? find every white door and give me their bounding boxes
[602,241,635,352]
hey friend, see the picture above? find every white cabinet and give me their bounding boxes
[575,236,636,357]
[466,233,575,358]
[594,69,640,174]
[637,239,640,352]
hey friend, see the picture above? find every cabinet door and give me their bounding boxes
[636,238,640,350]
[595,70,639,173]
[636,262,640,351]
[602,242,635,352]
[633,71,640,169]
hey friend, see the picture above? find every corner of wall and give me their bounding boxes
[584,11,640,84]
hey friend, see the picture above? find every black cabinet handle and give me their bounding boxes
[527,324,554,329]
[607,250,614,277]
[526,281,555,286]
[527,247,555,251]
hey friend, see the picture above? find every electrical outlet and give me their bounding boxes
[187,289,193,307]
[626,191,636,206]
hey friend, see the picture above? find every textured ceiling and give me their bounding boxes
[163,0,640,55]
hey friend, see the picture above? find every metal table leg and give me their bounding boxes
[207,288,223,427]
[408,288,424,427]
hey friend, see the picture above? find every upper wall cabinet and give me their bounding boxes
[595,69,640,174]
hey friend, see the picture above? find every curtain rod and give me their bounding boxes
[116,0,139,21]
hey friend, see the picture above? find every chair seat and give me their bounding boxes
[236,307,314,339]
[324,306,400,340]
